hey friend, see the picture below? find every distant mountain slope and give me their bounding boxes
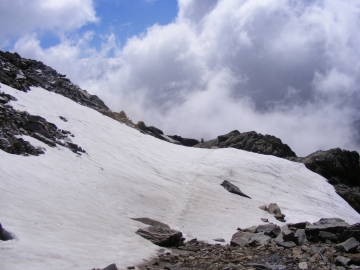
[1,82,359,270]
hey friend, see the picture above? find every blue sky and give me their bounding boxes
[0,0,359,156]
[23,0,179,51]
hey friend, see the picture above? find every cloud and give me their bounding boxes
[7,0,360,156]
[0,0,97,47]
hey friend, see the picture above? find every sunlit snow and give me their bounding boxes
[1,83,359,270]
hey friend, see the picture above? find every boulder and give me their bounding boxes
[220,180,251,199]
[136,226,182,247]
[318,231,338,242]
[131,217,169,228]
[281,225,294,242]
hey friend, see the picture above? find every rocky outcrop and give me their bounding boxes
[288,148,360,214]
[288,148,360,186]
[194,130,296,158]
[0,91,85,155]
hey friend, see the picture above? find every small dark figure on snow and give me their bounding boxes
[200,138,204,143]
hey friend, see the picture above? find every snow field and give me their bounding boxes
[0,83,359,270]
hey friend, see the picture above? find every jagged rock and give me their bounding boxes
[306,218,349,233]
[136,226,182,247]
[334,184,360,213]
[336,237,360,253]
[195,130,296,158]
[220,180,251,199]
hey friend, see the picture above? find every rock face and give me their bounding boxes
[194,130,296,158]
[288,148,360,213]
[289,148,360,186]
[220,180,251,199]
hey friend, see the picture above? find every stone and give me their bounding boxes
[136,226,182,247]
[287,222,307,229]
[336,237,360,253]
[167,135,199,147]
[298,262,308,269]
[335,256,351,266]
[294,229,307,245]
[248,233,271,246]
[261,218,269,222]
[256,224,281,238]
[220,180,251,199]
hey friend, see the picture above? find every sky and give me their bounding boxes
[0,0,359,156]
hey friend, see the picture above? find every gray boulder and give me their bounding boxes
[136,225,182,247]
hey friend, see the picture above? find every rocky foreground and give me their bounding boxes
[92,218,360,270]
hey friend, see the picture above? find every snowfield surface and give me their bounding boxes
[1,83,359,270]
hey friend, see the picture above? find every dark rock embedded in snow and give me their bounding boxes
[220,180,251,199]
[0,223,14,241]
[131,217,170,228]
